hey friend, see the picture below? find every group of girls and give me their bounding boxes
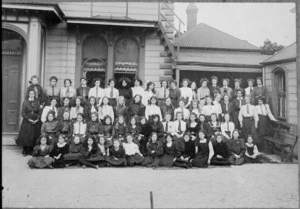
[18,74,276,169]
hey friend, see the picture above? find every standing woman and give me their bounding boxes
[156,80,170,108]
[26,75,45,108]
[76,77,90,107]
[245,79,255,104]
[231,78,244,99]
[191,130,214,168]
[41,97,58,123]
[179,78,193,108]
[60,79,76,106]
[197,78,210,109]
[70,97,85,121]
[131,78,144,102]
[213,93,223,120]
[252,77,269,105]
[104,78,119,107]
[17,90,42,156]
[142,81,156,106]
[145,96,162,121]
[118,77,133,106]
[169,80,181,108]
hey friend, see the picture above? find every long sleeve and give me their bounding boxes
[266,104,276,121]
[208,141,214,161]
[41,107,49,123]
[253,106,259,124]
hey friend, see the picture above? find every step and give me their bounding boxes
[2,133,18,146]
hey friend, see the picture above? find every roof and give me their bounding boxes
[174,23,260,51]
[260,42,296,65]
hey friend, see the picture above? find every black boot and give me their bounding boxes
[22,147,27,156]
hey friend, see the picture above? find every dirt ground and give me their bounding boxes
[2,145,299,208]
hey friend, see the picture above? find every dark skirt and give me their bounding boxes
[106,156,127,166]
[27,156,54,168]
[191,153,209,168]
[86,155,107,162]
[16,119,42,147]
[142,156,161,167]
[210,156,231,166]
[257,115,268,142]
[245,155,262,164]
[126,153,144,166]
[160,154,176,167]
[64,153,82,161]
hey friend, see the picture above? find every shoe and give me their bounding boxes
[82,165,86,169]
[95,165,99,169]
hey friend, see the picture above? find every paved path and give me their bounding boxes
[2,145,299,208]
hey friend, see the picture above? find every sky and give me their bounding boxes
[173,3,296,47]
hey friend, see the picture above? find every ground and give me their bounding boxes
[2,145,299,208]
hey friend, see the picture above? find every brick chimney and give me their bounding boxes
[186,3,198,31]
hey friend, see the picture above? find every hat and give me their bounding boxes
[49,76,58,82]
[200,78,209,85]
[211,76,218,81]
[222,78,229,83]
[234,78,242,84]
[247,78,254,83]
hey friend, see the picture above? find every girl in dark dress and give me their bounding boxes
[142,132,163,168]
[160,133,182,167]
[17,90,42,156]
[198,114,213,139]
[192,131,214,168]
[227,130,246,166]
[149,114,164,141]
[123,134,144,166]
[49,134,69,168]
[126,116,141,146]
[160,97,174,120]
[41,111,60,145]
[102,115,114,141]
[58,111,73,144]
[57,97,71,121]
[84,96,98,122]
[209,113,221,140]
[64,135,84,167]
[245,135,262,163]
[211,134,231,166]
[114,96,128,122]
[79,136,100,169]
[114,115,127,143]
[175,132,195,168]
[118,77,133,106]
[86,112,103,139]
[86,136,108,166]
[127,94,145,121]
[186,112,200,140]
[138,116,152,155]
[106,139,127,166]
[27,135,54,168]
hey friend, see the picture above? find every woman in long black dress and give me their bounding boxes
[49,134,69,168]
[192,130,214,168]
[118,77,133,106]
[142,132,163,168]
[16,89,42,156]
[106,139,127,166]
[211,134,231,166]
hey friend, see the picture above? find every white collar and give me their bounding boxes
[57,142,66,147]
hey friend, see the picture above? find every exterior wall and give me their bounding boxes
[44,22,76,89]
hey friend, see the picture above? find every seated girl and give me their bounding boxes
[174,99,190,121]
[227,130,246,166]
[58,111,73,144]
[211,134,231,166]
[57,97,71,121]
[245,135,262,163]
[41,97,58,123]
[126,116,141,146]
[189,99,201,118]
[123,134,144,166]
[70,97,84,121]
[98,96,114,124]
[191,130,214,168]
[41,111,60,145]
[79,136,100,169]
[162,113,174,143]
[84,96,98,122]
[27,135,54,169]
[114,115,127,142]
[114,96,127,121]
[127,94,145,121]
[102,115,114,145]
[142,132,163,168]
[138,116,152,155]
[145,96,162,121]
[86,135,109,167]
[186,112,200,140]
[72,113,87,143]
[86,112,103,139]
[175,132,195,167]
[202,96,217,122]
[172,111,186,140]
[64,135,84,167]
[208,113,221,140]
[149,114,164,140]
[106,139,127,166]
[160,97,174,120]
[49,134,69,168]
[198,114,213,140]
[220,113,235,140]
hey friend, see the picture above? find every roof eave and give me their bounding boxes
[174,45,261,53]
[260,57,297,65]
[175,61,262,68]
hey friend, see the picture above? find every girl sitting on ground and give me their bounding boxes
[114,115,127,143]
[58,111,72,144]
[79,136,100,169]
[142,132,163,168]
[106,139,127,166]
[64,135,84,167]
[210,134,231,166]
[227,130,246,166]
[49,134,69,168]
[27,135,54,169]
[86,135,109,167]
[72,113,87,143]
[138,116,152,155]
[86,112,103,139]
[123,134,144,166]
[245,135,262,163]
[175,132,195,168]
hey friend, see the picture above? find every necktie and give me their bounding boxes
[34,85,38,98]
[166,121,169,132]
[52,86,54,96]
[110,87,113,98]
[66,87,70,97]
[247,104,249,114]
[178,121,181,132]
[227,122,229,131]
[164,88,166,98]
[79,122,81,134]
[181,108,184,119]
[226,103,228,112]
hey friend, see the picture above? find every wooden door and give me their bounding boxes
[2,56,22,132]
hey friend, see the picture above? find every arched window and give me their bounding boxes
[273,69,286,119]
[114,37,139,87]
[82,36,108,87]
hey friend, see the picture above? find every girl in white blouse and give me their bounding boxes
[213,93,222,119]
[145,96,162,121]
[202,96,217,121]
[142,81,156,106]
[72,113,87,142]
[189,99,201,118]
[98,96,114,124]
[221,113,235,140]
[70,97,84,120]
[179,78,193,108]
[41,97,58,123]
[174,99,190,121]
[131,78,144,102]
[123,134,144,166]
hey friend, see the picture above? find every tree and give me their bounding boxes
[260,39,284,55]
